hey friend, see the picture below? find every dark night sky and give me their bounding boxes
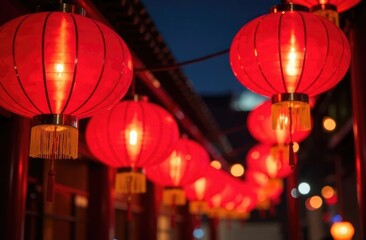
[140,0,278,96]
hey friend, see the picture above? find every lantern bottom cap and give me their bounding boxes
[271,93,309,104]
[115,171,146,194]
[271,98,311,131]
[29,123,78,159]
[163,188,186,206]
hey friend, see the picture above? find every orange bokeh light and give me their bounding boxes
[321,186,335,199]
[306,195,323,210]
[230,163,245,177]
[323,117,336,132]
[211,160,222,170]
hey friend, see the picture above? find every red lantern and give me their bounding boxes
[146,137,210,206]
[184,167,226,214]
[293,0,360,25]
[86,97,179,194]
[247,144,294,178]
[248,100,310,167]
[245,169,270,189]
[230,3,350,133]
[248,100,311,145]
[0,6,133,201]
[0,8,133,159]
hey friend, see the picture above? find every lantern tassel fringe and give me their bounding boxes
[30,125,78,159]
[116,172,146,194]
[272,101,311,131]
[162,188,186,206]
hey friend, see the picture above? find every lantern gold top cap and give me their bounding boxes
[270,3,309,13]
[61,3,86,16]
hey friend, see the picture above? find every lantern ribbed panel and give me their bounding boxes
[248,101,311,144]
[145,138,210,187]
[207,175,242,209]
[293,0,360,12]
[230,10,350,97]
[85,100,180,168]
[184,167,226,201]
[0,12,132,118]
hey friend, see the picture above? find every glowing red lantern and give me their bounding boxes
[248,101,311,145]
[292,0,360,26]
[0,6,133,201]
[248,100,311,167]
[230,3,350,133]
[184,167,226,214]
[245,169,270,188]
[86,97,180,194]
[146,137,210,206]
[0,8,133,159]
[247,144,294,178]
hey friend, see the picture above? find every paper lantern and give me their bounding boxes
[293,0,360,25]
[0,7,132,159]
[86,97,180,194]
[247,100,310,167]
[0,6,133,201]
[330,221,355,240]
[247,144,295,178]
[230,3,350,133]
[184,167,226,214]
[146,137,210,206]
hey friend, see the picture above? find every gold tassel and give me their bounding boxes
[115,172,146,194]
[272,101,311,131]
[30,124,78,159]
[162,188,186,206]
[189,201,208,214]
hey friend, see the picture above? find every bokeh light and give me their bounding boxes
[193,228,204,239]
[293,142,300,153]
[306,195,323,210]
[298,182,311,195]
[210,160,222,169]
[323,117,336,132]
[230,163,245,177]
[321,186,335,199]
[291,188,299,198]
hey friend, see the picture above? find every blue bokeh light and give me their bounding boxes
[193,228,204,239]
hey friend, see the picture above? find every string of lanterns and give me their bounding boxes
[0,0,359,236]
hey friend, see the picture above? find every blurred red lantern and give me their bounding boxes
[0,6,133,201]
[146,137,210,206]
[86,97,180,194]
[247,144,295,178]
[245,169,270,189]
[292,0,360,26]
[184,167,226,214]
[230,3,350,134]
[248,101,311,145]
[248,101,310,167]
[206,175,243,218]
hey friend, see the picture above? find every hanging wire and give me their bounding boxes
[134,48,229,73]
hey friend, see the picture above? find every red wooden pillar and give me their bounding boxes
[87,162,116,240]
[286,170,302,240]
[349,1,366,238]
[0,115,31,239]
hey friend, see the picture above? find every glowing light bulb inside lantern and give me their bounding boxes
[129,130,138,145]
[285,35,300,93]
[169,151,184,185]
[265,155,278,178]
[194,178,207,200]
[125,123,142,165]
